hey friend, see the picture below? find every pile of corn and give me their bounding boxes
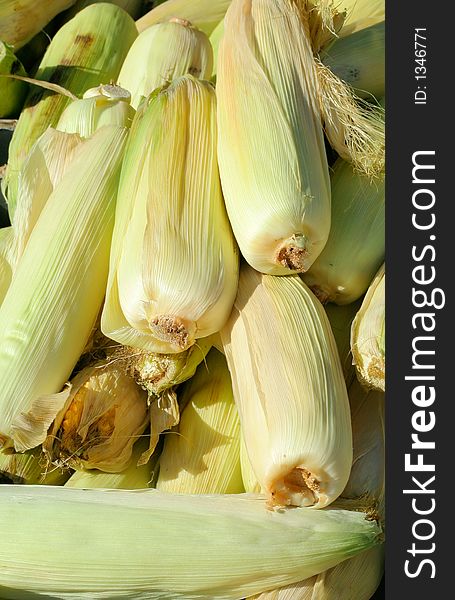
[0,0,385,598]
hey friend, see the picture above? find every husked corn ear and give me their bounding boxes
[0,0,76,49]
[325,300,362,386]
[0,485,382,599]
[156,348,244,494]
[137,0,232,36]
[240,435,261,494]
[321,21,385,100]
[217,0,331,275]
[302,158,384,305]
[0,125,128,453]
[101,75,239,353]
[56,84,135,135]
[0,448,69,485]
[125,333,215,397]
[338,0,384,38]
[44,361,149,473]
[0,41,28,118]
[65,436,156,489]
[221,264,352,508]
[118,19,213,110]
[351,264,385,391]
[2,3,137,217]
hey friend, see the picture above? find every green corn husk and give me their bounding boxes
[2,3,137,218]
[44,360,149,473]
[56,84,135,136]
[137,0,232,37]
[0,448,69,485]
[351,263,385,391]
[0,226,13,305]
[0,125,128,453]
[62,0,144,21]
[221,264,352,508]
[0,0,76,49]
[321,21,384,100]
[101,75,239,354]
[338,0,384,38]
[0,485,382,599]
[325,300,362,386]
[118,19,213,110]
[65,436,158,489]
[125,333,215,397]
[302,158,384,305]
[217,0,331,275]
[156,348,244,494]
[0,42,28,118]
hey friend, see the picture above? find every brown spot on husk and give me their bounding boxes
[276,244,308,272]
[150,316,191,349]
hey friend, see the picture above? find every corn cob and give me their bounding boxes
[1,3,137,218]
[221,264,352,508]
[65,436,157,489]
[0,485,382,599]
[101,75,239,353]
[217,0,331,275]
[321,21,385,100]
[44,360,149,473]
[118,19,213,110]
[0,41,28,118]
[137,0,232,36]
[351,264,385,391]
[0,0,76,50]
[156,348,244,494]
[0,448,69,485]
[0,125,128,453]
[302,158,384,305]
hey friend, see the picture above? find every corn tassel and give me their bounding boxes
[302,158,384,305]
[0,485,382,599]
[156,348,244,494]
[351,263,385,392]
[2,3,137,218]
[118,19,213,110]
[0,125,128,453]
[221,264,352,508]
[101,75,239,353]
[137,0,232,36]
[217,0,331,275]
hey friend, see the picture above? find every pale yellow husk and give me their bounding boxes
[221,264,352,508]
[2,3,137,218]
[351,263,385,391]
[240,434,262,494]
[217,0,331,274]
[101,75,239,353]
[137,0,232,36]
[65,436,157,488]
[118,19,213,110]
[0,125,128,452]
[338,0,384,38]
[0,0,76,49]
[44,361,149,473]
[0,485,382,599]
[302,158,384,305]
[156,348,244,494]
[0,226,14,305]
[325,300,362,386]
